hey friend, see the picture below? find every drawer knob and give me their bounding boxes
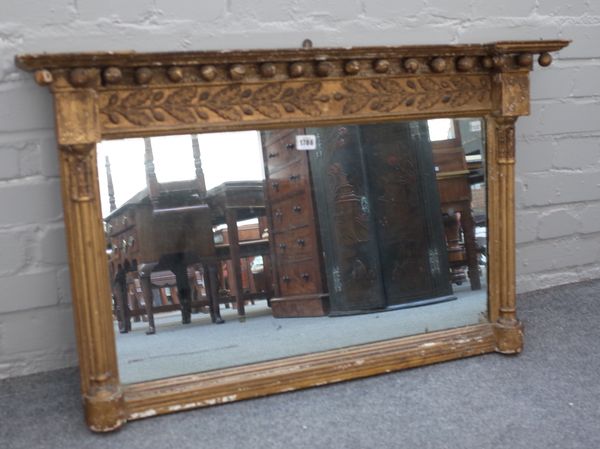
[301,272,310,281]
[282,275,291,283]
[286,143,295,150]
[271,181,279,191]
[289,174,300,181]
[279,243,287,250]
[268,152,279,158]
[274,210,283,218]
[293,205,302,213]
[296,238,305,246]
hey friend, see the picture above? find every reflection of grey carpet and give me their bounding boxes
[2,279,599,449]
[116,283,487,384]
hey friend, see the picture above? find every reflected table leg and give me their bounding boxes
[225,209,245,316]
[139,267,156,335]
[171,260,192,325]
[114,274,130,333]
[460,209,482,291]
[206,263,224,324]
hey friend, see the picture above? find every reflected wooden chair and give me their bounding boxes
[107,135,224,334]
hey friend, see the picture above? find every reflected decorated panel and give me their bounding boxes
[97,118,488,384]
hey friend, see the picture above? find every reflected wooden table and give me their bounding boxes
[206,181,273,316]
[108,181,273,334]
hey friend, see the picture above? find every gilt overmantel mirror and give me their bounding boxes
[16,40,568,432]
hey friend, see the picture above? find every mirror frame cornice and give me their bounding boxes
[16,40,568,432]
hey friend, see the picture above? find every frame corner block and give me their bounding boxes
[493,320,524,354]
[83,384,127,432]
[54,90,101,145]
[492,72,531,117]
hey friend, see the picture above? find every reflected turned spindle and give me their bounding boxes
[105,156,117,212]
[143,137,160,208]
[191,134,207,195]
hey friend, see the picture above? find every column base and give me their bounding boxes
[493,319,524,354]
[83,384,126,432]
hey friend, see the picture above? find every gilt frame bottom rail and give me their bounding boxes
[124,323,497,420]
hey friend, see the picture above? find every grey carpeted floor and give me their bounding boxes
[1,279,599,449]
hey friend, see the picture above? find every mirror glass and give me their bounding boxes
[97,117,488,384]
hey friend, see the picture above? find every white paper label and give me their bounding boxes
[295,134,317,150]
[469,120,482,132]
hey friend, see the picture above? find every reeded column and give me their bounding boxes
[59,143,125,430]
[52,86,125,431]
[486,115,523,354]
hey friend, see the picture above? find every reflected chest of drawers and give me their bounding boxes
[261,129,329,317]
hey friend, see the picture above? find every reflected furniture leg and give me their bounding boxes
[263,253,273,306]
[443,212,468,285]
[172,260,192,325]
[460,209,481,290]
[225,209,245,316]
[129,277,146,322]
[114,272,130,333]
[206,264,224,324]
[139,271,156,335]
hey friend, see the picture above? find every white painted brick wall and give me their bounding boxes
[1,0,599,378]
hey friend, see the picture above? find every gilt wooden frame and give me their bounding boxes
[16,40,568,432]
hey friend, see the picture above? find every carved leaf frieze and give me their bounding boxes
[334,77,490,115]
[100,82,329,127]
[99,76,491,129]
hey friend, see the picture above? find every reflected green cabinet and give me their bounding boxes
[309,122,454,315]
